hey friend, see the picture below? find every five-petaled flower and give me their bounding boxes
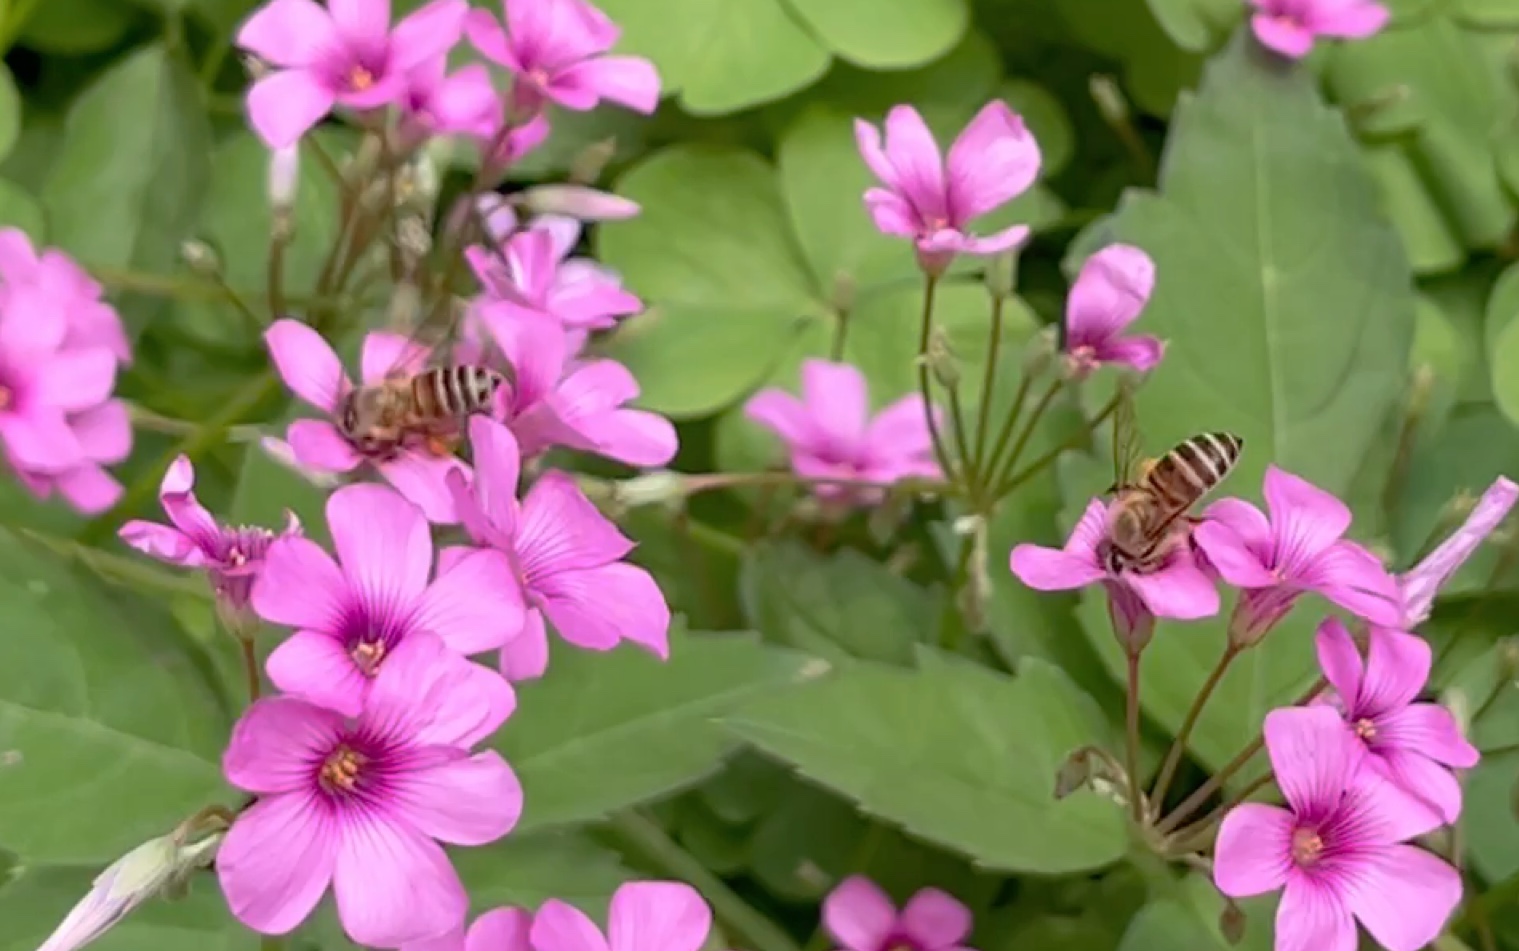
[855,101,1041,275]
[466,213,642,333]
[744,359,943,507]
[449,416,670,680]
[1214,705,1461,951]
[1063,244,1164,378]
[250,482,522,715]
[397,57,501,147]
[530,882,713,951]
[217,631,522,947]
[1247,0,1389,60]
[1193,465,1401,646]
[823,875,977,951]
[1397,476,1518,629]
[1315,618,1479,824]
[400,906,531,951]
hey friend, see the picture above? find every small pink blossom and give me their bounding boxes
[402,906,531,951]
[264,318,469,522]
[11,400,133,515]
[531,882,713,951]
[237,0,469,148]
[1315,619,1479,824]
[467,214,641,331]
[250,482,523,715]
[398,58,501,145]
[855,101,1041,275]
[1214,705,1460,951]
[217,631,522,947]
[450,416,670,680]
[1193,466,1401,644]
[823,876,974,951]
[1398,476,1519,628]
[744,359,942,507]
[119,455,300,618]
[1249,0,1389,60]
[0,228,131,364]
[1063,244,1164,378]
[464,0,660,118]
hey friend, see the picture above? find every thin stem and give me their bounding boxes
[1125,649,1144,823]
[126,403,202,436]
[1157,736,1263,835]
[995,390,1123,499]
[606,811,802,951]
[946,385,974,489]
[985,377,1062,498]
[1166,772,1275,852]
[267,233,290,322]
[971,295,1006,486]
[1150,644,1241,819]
[829,307,849,362]
[915,275,955,482]
[239,636,261,703]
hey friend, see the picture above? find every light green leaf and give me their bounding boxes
[452,831,634,913]
[1119,874,1275,951]
[1458,0,1519,28]
[42,44,212,337]
[1143,0,1241,51]
[723,650,1126,874]
[0,64,19,166]
[1489,262,1519,428]
[0,529,228,864]
[799,30,1001,127]
[0,864,239,951]
[784,0,967,69]
[18,0,142,54]
[497,627,813,832]
[1070,29,1415,770]
[1361,142,1464,277]
[0,178,44,244]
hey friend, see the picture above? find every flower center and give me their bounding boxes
[1354,717,1377,741]
[0,384,11,411]
[350,640,387,677]
[1291,827,1324,866]
[320,745,366,794]
[348,65,374,91]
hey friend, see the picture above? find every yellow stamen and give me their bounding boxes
[1354,717,1377,741]
[320,745,366,793]
[350,641,386,677]
[349,66,374,91]
[1291,828,1324,866]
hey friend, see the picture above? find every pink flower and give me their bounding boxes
[250,482,523,715]
[1193,466,1401,644]
[402,906,531,951]
[1249,0,1389,60]
[0,229,131,364]
[217,631,522,947]
[1063,244,1164,378]
[855,101,1041,275]
[450,416,670,680]
[11,400,133,515]
[236,0,469,148]
[531,882,712,951]
[464,0,660,118]
[398,58,501,144]
[474,307,677,467]
[473,112,552,176]
[1214,705,1461,951]
[467,214,641,331]
[264,318,469,523]
[1398,476,1518,628]
[1315,619,1479,824]
[1010,497,1220,626]
[119,455,301,617]
[744,359,942,506]
[822,876,973,951]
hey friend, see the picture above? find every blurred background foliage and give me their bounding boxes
[2,0,1519,948]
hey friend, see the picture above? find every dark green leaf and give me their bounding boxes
[17,0,143,54]
[1118,874,1274,951]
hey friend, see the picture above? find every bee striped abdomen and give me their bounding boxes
[411,366,507,421]
[1143,432,1243,509]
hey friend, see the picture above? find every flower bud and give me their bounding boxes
[267,145,299,217]
[1054,745,1123,800]
[984,248,1019,300]
[1219,899,1246,946]
[179,240,220,277]
[1089,75,1131,127]
[830,271,856,314]
[569,137,618,185]
[1106,582,1154,654]
[611,470,687,511]
[926,327,960,389]
[521,184,641,221]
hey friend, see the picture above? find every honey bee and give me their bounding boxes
[1097,384,1243,575]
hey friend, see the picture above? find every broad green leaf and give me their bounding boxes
[1460,0,1519,25]
[696,750,792,825]
[1071,29,1415,770]
[594,0,829,115]
[671,797,750,875]
[1144,0,1241,51]
[723,650,1127,874]
[0,864,239,951]
[1054,0,1204,117]
[798,30,1001,127]
[1425,268,1498,406]
[0,529,229,864]
[784,0,967,69]
[497,627,814,832]
[0,178,43,246]
[1488,262,1519,428]
[17,0,142,54]
[598,146,824,418]
[1361,142,1464,276]
[1118,874,1274,951]
[740,541,935,665]
[42,44,212,338]
[1461,666,1519,883]
[453,831,634,913]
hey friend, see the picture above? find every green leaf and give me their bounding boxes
[1071,29,1415,770]
[1460,0,1519,25]
[0,529,228,864]
[0,64,20,166]
[0,864,239,951]
[1118,874,1274,951]
[0,178,44,244]
[1392,403,1519,568]
[1143,0,1241,51]
[497,626,814,832]
[1361,142,1464,277]
[17,0,143,54]
[784,0,967,69]
[1489,263,1519,428]
[723,650,1126,874]
[42,44,212,338]
[799,29,1001,127]
[452,831,634,913]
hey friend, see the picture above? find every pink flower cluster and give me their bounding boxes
[0,228,132,514]
[1248,0,1388,60]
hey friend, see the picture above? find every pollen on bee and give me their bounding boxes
[350,640,387,677]
[320,745,366,793]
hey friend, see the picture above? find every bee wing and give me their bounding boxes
[1107,378,1144,494]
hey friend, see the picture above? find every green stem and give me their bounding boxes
[994,390,1122,500]
[1150,644,1240,819]
[1157,735,1263,835]
[986,376,1062,496]
[970,295,1005,494]
[1125,648,1144,823]
[982,371,1032,491]
[915,275,955,483]
[259,936,285,951]
[1167,772,1273,849]
[946,385,974,489]
[606,811,802,951]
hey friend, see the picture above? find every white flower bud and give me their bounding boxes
[267,145,299,215]
[521,184,641,222]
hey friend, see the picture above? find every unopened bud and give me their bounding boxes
[925,327,960,389]
[180,240,220,276]
[830,271,856,314]
[1054,747,1096,799]
[267,145,299,216]
[240,54,270,81]
[395,216,432,273]
[1090,74,1131,127]
[984,248,1019,300]
[1219,899,1246,946]
[570,137,618,184]
[521,184,640,221]
[611,470,687,511]
[475,192,518,242]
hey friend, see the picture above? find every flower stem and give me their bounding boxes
[1156,735,1262,835]
[985,376,1062,500]
[971,294,1005,491]
[983,370,1032,489]
[916,275,956,483]
[238,635,261,704]
[1167,772,1273,849]
[994,389,1123,500]
[605,810,802,951]
[1125,648,1145,823]
[946,385,974,488]
[1150,644,1241,819]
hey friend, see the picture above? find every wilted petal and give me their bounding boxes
[1400,476,1519,626]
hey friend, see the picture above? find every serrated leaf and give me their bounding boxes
[723,651,1126,873]
[497,627,813,832]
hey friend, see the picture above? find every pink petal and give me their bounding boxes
[1400,476,1518,626]
[1064,244,1155,348]
[389,0,468,73]
[327,0,390,48]
[1202,496,1273,557]
[463,416,521,538]
[1344,844,1460,951]
[1373,747,1464,825]
[879,106,947,224]
[1252,13,1316,59]
[485,306,568,405]
[237,0,336,66]
[393,750,523,845]
[466,908,533,951]
[414,547,525,653]
[118,521,201,567]
[32,348,115,412]
[1125,555,1219,620]
[1302,541,1402,626]
[266,629,368,717]
[464,7,517,69]
[863,188,922,238]
[531,900,610,951]
[549,262,641,328]
[158,455,217,543]
[0,410,83,472]
[745,389,815,454]
[333,815,467,947]
[1263,705,1364,816]
[217,792,339,936]
[952,223,1029,257]
[246,69,336,150]
[800,359,869,456]
[0,228,36,282]
[288,418,363,472]
[1263,465,1351,572]
[224,695,344,795]
[822,876,896,951]
[500,609,550,681]
[898,888,971,948]
[0,285,64,356]
[251,535,349,631]
[854,118,898,188]
[266,319,348,412]
[72,400,131,463]
[1357,626,1430,716]
[426,63,501,136]
[1378,703,1479,769]
[538,561,671,658]
[518,471,634,572]
[1093,334,1165,373]
[1213,803,1294,897]
[607,881,712,951]
[361,330,431,383]
[1313,618,1363,710]
[54,463,122,514]
[554,55,661,114]
[379,451,467,524]
[864,395,936,460]
[1313,0,1389,39]
[1009,527,1106,593]
[328,483,432,609]
[1274,878,1356,951]
[1350,760,1445,842]
[1192,520,1277,588]
[364,631,516,747]
[945,100,1041,222]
